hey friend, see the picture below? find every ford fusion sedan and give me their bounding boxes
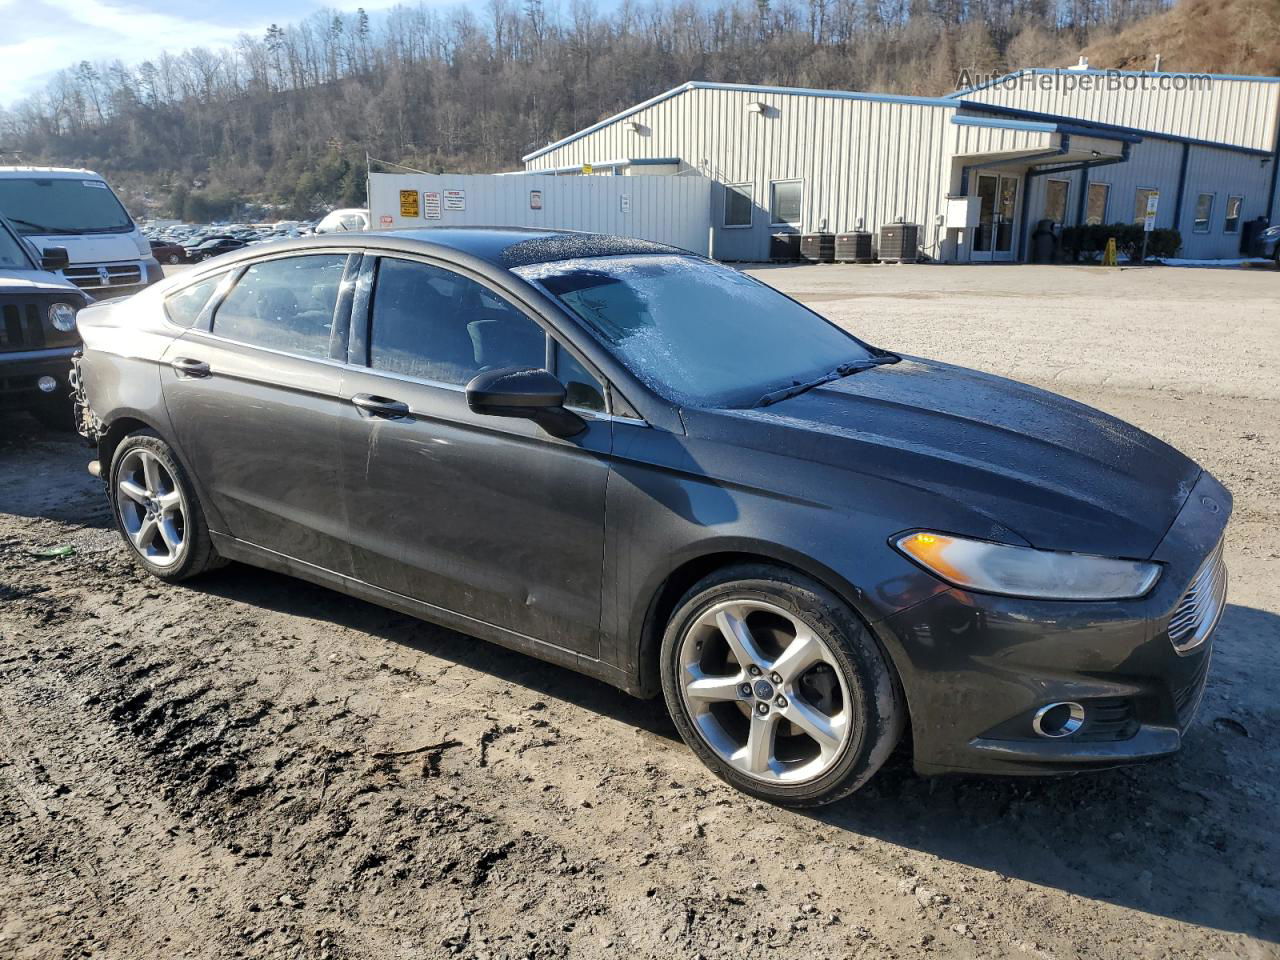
[72,229,1229,807]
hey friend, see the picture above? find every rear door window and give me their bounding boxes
[212,255,347,357]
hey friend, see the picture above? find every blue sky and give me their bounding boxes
[0,0,424,107]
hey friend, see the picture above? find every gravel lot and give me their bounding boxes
[2,262,1278,959]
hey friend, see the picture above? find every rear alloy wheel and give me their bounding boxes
[167,253,180,264]
[661,566,903,807]
[110,431,222,581]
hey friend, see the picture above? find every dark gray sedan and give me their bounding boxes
[72,229,1230,806]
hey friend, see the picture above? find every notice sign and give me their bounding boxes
[379,215,393,226]
[423,191,442,219]
[399,189,420,217]
[619,194,631,214]
[1143,193,1158,233]
[530,190,543,210]
[444,189,466,211]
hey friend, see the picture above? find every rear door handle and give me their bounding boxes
[351,393,411,418]
[170,357,211,378]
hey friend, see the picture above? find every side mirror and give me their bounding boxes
[465,367,585,438]
[40,246,70,271]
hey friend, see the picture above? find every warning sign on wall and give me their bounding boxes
[399,190,420,217]
[530,190,543,210]
[444,189,466,211]
[423,191,442,219]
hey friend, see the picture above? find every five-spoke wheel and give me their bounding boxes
[109,431,222,581]
[116,447,187,567]
[662,566,903,807]
[679,598,852,784]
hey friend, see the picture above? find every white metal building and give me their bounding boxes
[520,70,1280,263]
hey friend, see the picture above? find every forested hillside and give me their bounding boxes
[1,0,1269,220]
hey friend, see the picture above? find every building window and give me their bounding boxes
[1044,179,1069,226]
[1085,182,1110,225]
[724,183,752,228]
[1224,195,1243,234]
[1134,187,1159,225]
[770,180,802,227]
[1192,193,1214,234]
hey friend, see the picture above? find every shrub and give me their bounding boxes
[1060,222,1182,261]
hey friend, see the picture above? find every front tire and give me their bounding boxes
[109,431,221,582]
[660,565,903,807]
[167,253,180,264]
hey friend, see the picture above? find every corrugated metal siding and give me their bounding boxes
[961,72,1280,154]
[528,87,957,260]
[952,122,1055,157]
[1020,138,1272,258]
[368,172,712,255]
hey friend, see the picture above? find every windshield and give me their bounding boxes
[0,177,133,236]
[515,254,873,407]
[0,221,34,269]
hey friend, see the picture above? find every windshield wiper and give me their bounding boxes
[756,354,899,408]
[5,217,85,235]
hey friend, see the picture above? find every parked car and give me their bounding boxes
[0,215,91,428]
[185,237,247,262]
[1260,223,1280,264]
[72,229,1230,806]
[150,239,188,265]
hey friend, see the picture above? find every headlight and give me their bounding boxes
[893,531,1161,600]
[49,302,78,332]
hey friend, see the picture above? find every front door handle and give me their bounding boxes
[351,393,411,418]
[171,357,211,378]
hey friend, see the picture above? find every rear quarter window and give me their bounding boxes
[164,276,222,328]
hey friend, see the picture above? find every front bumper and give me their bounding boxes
[0,346,77,410]
[877,470,1231,776]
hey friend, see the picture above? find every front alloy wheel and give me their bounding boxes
[678,599,853,784]
[661,565,903,807]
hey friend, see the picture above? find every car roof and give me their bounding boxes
[234,227,689,269]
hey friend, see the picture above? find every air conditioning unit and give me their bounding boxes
[835,231,874,263]
[769,233,802,262]
[800,233,835,263]
[879,223,920,263]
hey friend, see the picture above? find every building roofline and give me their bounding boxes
[521,81,958,162]
[957,101,1273,155]
[951,113,1144,143]
[948,66,1280,99]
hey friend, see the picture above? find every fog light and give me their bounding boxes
[1032,701,1085,738]
[37,375,58,393]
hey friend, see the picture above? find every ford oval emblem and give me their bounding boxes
[1200,496,1220,514]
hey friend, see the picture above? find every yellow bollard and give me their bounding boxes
[1102,237,1118,267]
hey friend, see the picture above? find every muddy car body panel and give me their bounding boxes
[74,229,1231,781]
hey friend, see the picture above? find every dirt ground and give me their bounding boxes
[1,262,1278,960]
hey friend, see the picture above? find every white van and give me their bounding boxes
[0,167,161,299]
[314,208,370,233]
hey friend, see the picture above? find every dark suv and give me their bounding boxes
[0,216,91,428]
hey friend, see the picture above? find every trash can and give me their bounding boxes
[1030,219,1058,263]
[1241,216,1269,257]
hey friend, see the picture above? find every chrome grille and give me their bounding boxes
[1168,539,1227,654]
[63,262,143,290]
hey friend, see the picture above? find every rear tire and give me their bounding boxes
[109,430,222,582]
[660,564,903,807]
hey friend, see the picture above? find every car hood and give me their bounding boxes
[0,267,85,297]
[708,356,1201,558]
[23,233,142,265]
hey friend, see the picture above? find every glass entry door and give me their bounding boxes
[972,173,1019,261]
